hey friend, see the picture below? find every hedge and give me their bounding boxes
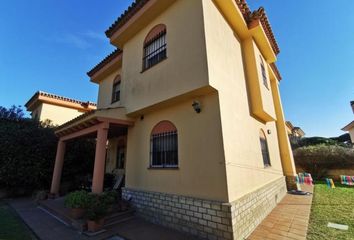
[0,106,95,195]
[293,144,354,179]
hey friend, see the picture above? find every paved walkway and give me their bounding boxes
[248,184,314,240]
[9,198,198,240]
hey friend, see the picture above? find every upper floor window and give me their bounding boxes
[112,75,121,103]
[143,24,167,71]
[150,120,178,168]
[259,130,271,167]
[260,57,268,89]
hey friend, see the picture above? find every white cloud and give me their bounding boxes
[80,30,107,42]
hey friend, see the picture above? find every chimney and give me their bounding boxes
[351,101,354,114]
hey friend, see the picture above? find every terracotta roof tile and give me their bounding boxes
[87,48,122,77]
[95,0,280,80]
[105,0,150,38]
[235,0,280,55]
[25,91,96,108]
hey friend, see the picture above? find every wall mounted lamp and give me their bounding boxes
[192,100,201,113]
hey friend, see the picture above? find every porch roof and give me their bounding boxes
[55,107,134,140]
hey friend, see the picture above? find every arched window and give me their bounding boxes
[259,130,271,167]
[150,120,178,168]
[112,75,121,103]
[143,24,167,71]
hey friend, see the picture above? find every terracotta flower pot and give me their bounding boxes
[87,219,104,232]
[70,208,85,219]
[120,201,129,211]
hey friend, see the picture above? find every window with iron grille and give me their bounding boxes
[260,57,268,89]
[150,131,178,167]
[143,30,167,71]
[259,130,271,167]
[112,81,121,103]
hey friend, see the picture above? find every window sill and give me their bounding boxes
[148,166,179,170]
[264,164,272,168]
[111,100,120,104]
[140,57,168,74]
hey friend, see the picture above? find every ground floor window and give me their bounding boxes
[259,129,271,167]
[150,121,178,168]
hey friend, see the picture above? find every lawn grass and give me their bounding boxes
[0,201,36,240]
[307,181,354,240]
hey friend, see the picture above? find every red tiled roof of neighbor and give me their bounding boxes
[25,91,96,109]
[87,48,123,77]
[105,0,150,38]
[235,0,280,55]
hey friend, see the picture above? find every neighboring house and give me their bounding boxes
[25,91,96,125]
[286,121,305,145]
[342,101,354,143]
[49,0,297,239]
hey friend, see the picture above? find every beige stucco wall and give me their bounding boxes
[37,103,85,125]
[97,69,122,109]
[253,42,277,120]
[348,127,354,143]
[31,104,42,120]
[202,0,284,202]
[121,0,209,114]
[105,136,127,175]
[106,138,118,173]
[125,92,228,202]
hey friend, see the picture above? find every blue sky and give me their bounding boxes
[0,1,353,137]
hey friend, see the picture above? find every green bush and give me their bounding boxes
[294,144,354,179]
[102,191,118,206]
[64,190,90,209]
[0,117,57,194]
[0,106,95,195]
[86,194,108,220]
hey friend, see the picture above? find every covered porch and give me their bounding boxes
[50,107,134,196]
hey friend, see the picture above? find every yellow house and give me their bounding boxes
[342,101,354,144]
[49,0,297,239]
[25,91,96,126]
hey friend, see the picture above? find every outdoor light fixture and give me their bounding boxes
[192,100,201,113]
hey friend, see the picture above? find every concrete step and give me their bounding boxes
[39,200,86,231]
[39,200,72,225]
[39,199,135,232]
[104,209,135,227]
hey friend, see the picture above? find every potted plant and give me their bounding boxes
[119,199,129,211]
[64,190,89,219]
[86,194,108,232]
[102,191,118,212]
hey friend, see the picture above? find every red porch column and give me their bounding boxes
[92,125,109,193]
[50,140,66,196]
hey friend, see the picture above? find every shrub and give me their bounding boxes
[102,191,118,206]
[294,144,354,179]
[86,194,108,221]
[0,105,95,195]
[0,117,57,194]
[64,190,90,209]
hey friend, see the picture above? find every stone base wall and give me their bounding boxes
[122,177,287,240]
[230,177,287,239]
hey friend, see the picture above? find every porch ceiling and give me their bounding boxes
[55,107,134,140]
